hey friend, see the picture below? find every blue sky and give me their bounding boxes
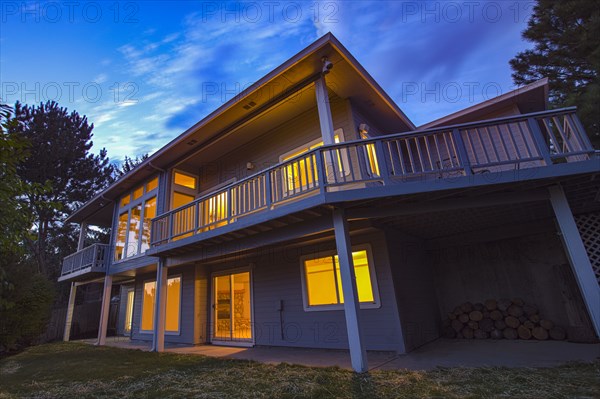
[1,1,534,163]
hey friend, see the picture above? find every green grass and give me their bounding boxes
[0,342,599,398]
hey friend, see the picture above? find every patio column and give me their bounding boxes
[332,207,368,373]
[63,282,77,341]
[548,185,600,337]
[78,221,88,251]
[96,275,113,345]
[315,76,335,145]
[152,258,168,352]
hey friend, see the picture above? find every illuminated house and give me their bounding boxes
[60,34,600,372]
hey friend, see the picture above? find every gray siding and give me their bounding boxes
[385,229,440,352]
[196,98,357,193]
[208,230,404,352]
[131,264,196,344]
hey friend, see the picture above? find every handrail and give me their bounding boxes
[150,108,594,246]
[61,243,110,276]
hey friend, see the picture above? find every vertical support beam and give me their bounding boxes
[332,207,368,373]
[152,258,168,352]
[96,275,113,345]
[451,128,472,175]
[549,185,600,337]
[527,117,553,165]
[63,282,77,341]
[315,77,335,145]
[78,221,88,251]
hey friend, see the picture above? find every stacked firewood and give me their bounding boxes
[442,298,567,340]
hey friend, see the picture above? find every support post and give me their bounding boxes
[96,275,113,345]
[332,207,368,372]
[78,221,88,251]
[315,76,335,145]
[63,282,77,341]
[152,258,168,352]
[549,185,600,337]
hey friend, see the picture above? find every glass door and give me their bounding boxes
[124,288,134,335]
[212,271,252,343]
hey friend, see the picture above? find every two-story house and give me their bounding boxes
[60,33,600,372]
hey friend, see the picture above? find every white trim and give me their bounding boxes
[209,266,255,345]
[299,243,381,312]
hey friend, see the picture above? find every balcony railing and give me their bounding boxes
[61,243,110,277]
[151,107,595,246]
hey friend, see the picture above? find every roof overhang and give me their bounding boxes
[419,78,549,129]
[67,33,415,226]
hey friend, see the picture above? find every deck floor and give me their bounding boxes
[82,337,600,371]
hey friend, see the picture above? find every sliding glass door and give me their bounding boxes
[212,271,252,343]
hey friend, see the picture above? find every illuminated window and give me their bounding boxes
[124,289,134,334]
[174,171,197,189]
[165,277,181,332]
[141,277,181,332]
[146,177,158,192]
[120,194,131,208]
[280,130,349,194]
[114,176,160,262]
[301,246,379,310]
[140,197,156,253]
[361,132,380,177]
[126,205,141,257]
[141,281,155,331]
[172,192,194,209]
[114,213,128,261]
[132,185,144,200]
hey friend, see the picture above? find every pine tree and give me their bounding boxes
[8,101,115,278]
[510,0,599,147]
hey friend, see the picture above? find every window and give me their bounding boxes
[301,245,379,311]
[361,131,380,177]
[280,129,349,194]
[114,175,159,261]
[124,289,134,334]
[174,171,197,189]
[141,276,182,333]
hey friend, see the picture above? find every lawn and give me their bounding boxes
[0,343,598,398]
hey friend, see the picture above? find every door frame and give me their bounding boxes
[209,266,255,347]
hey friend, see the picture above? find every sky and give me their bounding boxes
[0,1,535,163]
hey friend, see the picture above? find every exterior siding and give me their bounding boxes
[385,229,440,352]
[130,264,196,344]
[196,97,357,193]
[207,230,405,352]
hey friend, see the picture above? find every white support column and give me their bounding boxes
[96,275,113,345]
[78,222,88,251]
[152,258,168,352]
[332,207,368,373]
[315,76,335,145]
[63,282,77,341]
[549,185,600,337]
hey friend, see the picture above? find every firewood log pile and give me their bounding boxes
[442,298,567,341]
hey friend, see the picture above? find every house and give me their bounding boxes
[60,33,600,372]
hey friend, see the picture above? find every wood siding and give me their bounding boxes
[208,230,405,352]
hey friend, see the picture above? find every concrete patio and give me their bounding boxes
[84,337,600,371]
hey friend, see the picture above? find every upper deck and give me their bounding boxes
[147,107,598,256]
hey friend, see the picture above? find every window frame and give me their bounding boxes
[139,274,183,335]
[171,169,198,210]
[299,243,381,312]
[114,175,159,263]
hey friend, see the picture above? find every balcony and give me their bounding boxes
[59,243,110,282]
[150,107,597,250]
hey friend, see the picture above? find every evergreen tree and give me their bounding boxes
[510,0,600,147]
[115,154,149,178]
[8,101,115,279]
